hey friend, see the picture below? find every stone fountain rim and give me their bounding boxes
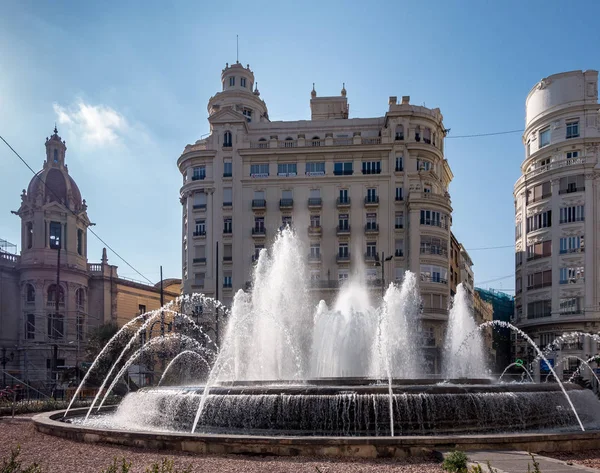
[33,407,600,459]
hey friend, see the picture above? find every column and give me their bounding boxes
[583,173,596,314]
[550,178,561,316]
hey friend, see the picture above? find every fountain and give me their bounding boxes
[34,227,600,457]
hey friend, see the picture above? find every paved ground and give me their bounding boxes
[466,450,600,472]
[547,451,600,471]
[0,417,444,473]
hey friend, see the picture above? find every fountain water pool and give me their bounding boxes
[61,228,600,439]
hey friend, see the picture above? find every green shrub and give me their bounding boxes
[144,459,191,473]
[99,458,131,473]
[442,450,468,472]
[1,446,43,473]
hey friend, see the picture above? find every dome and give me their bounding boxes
[27,166,83,210]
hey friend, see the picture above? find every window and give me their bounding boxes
[305,162,325,176]
[25,314,35,340]
[395,212,404,229]
[559,174,585,194]
[75,288,85,309]
[26,284,35,303]
[527,300,551,319]
[334,162,353,176]
[560,235,583,254]
[415,125,421,142]
[338,243,349,257]
[338,214,349,230]
[223,161,232,177]
[560,266,584,284]
[253,244,264,262]
[366,242,377,258]
[277,163,297,176]
[223,188,232,206]
[194,246,206,263]
[560,297,581,315]
[366,213,377,229]
[526,269,552,289]
[339,189,349,203]
[539,332,556,350]
[420,210,448,228]
[566,121,579,139]
[395,125,404,140]
[77,315,84,341]
[47,313,64,339]
[26,222,33,249]
[417,159,432,171]
[310,243,321,258]
[77,229,83,255]
[395,239,404,257]
[223,131,232,147]
[420,236,448,256]
[362,161,381,174]
[515,223,522,240]
[281,215,292,229]
[223,272,232,288]
[338,270,349,281]
[310,214,321,227]
[366,188,377,202]
[49,221,61,249]
[395,187,403,201]
[240,77,246,88]
[516,277,522,294]
[527,140,531,157]
[53,149,58,163]
[423,127,432,144]
[366,268,378,281]
[560,205,584,223]
[526,210,551,232]
[47,284,64,305]
[566,151,579,160]
[194,272,205,288]
[526,240,551,260]
[526,181,551,203]
[310,270,321,281]
[242,108,252,122]
[311,136,322,146]
[138,304,146,315]
[258,138,268,149]
[223,217,232,234]
[250,163,269,177]
[194,219,206,236]
[223,244,232,261]
[193,192,206,209]
[229,76,235,86]
[395,155,403,171]
[192,166,206,180]
[539,128,550,148]
[254,217,265,231]
[395,267,405,281]
[420,265,448,284]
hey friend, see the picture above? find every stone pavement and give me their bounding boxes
[466,450,600,472]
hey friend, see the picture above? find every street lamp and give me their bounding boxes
[49,223,62,397]
[1,348,15,387]
[374,252,393,297]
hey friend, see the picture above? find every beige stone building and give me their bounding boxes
[514,70,600,380]
[0,128,180,387]
[177,62,473,372]
[473,291,495,365]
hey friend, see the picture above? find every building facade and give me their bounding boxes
[473,291,495,366]
[178,62,473,372]
[0,128,180,387]
[514,70,600,380]
[476,287,514,373]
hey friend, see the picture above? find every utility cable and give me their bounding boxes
[466,244,514,251]
[446,129,523,139]
[1,134,154,285]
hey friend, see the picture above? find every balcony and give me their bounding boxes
[193,231,206,237]
[191,175,206,181]
[308,225,322,236]
[46,300,65,308]
[336,225,351,236]
[395,223,404,230]
[526,282,552,290]
[308,197,322,208]
[420,247,448,257]
[559,247,584,254]
[420,275,448,285]
[223,201,232,208]
[527,253,551,261]
[279,198,294,209]
[364,252,377,262]
[333,169,353,176]
[223,228,232,235]
[559,187,585,195]
[362,137,381,145]
[364,196,379,207]
[223,282,232,289]
[223,172,232,178]
[395,250,404,257]
[420,219,449,229]
[251,227,266,237]
[279,139,297,148]
[336,197,351,208]
[561,342,584,351]
[223,256,232,262]
[362,168,382,175]
[364,223,379,235]
[307,254,321,263]
[336,253,351,263]
[395,166,403,172]
[251,199,266,210]
[192,257,206,264]
[192,204,206,210]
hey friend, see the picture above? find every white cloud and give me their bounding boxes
[53,100,129,146]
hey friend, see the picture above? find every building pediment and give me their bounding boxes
[208,107,247,126]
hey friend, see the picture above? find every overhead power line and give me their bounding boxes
[1,134,154,285]
[466,244,514,251]
[446,129,523,139]
[476,274,514,285]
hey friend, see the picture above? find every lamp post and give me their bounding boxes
[374,252,394,297]
[1,348,14,387]
[49,224,61,397]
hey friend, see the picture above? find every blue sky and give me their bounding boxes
[1,0,600,291]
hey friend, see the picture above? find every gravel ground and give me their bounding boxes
[545,450,600,470]
[0,418,444,473]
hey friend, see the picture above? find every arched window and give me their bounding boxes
[47,313,64,339]
[47,284,65,305]
[76,288,85,310]
[415,125,421,142]
[26,222,33,249]
[258,138,267,149]
[424,127,432,144]
[311,136,321,147]
[395,125,404,141]
[223,131,232,147]
[53,149,58,163]
[284,137,295,148]
[26,284,35,303]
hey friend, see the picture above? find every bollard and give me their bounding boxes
[11,390,16,418]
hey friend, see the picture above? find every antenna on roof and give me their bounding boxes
[236,35,239,63]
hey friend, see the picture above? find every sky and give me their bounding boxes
[1,0,600,292]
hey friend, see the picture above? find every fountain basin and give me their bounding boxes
[67,379,600,437]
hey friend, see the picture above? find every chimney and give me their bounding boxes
[401,96,410,104]
[389,96,397,105]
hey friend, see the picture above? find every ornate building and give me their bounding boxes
[177,62,474,372]
[514,70,600,380]
[0,127,180,387]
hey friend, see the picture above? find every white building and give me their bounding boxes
[514,70,600,380]
[178,62,465,371]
